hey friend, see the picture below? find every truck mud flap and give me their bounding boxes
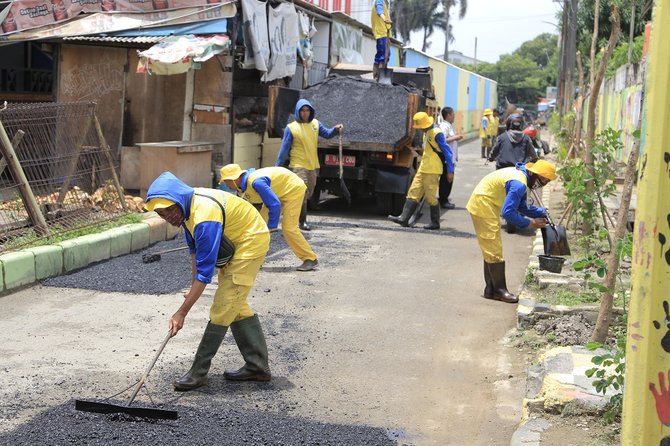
[375,167,411,195]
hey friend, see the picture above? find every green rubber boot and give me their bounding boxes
[173,322,228,391]
[224,315,272,382]
[388,199,419,227]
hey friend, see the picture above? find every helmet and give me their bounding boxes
[523,126,538,139]
[506,113,524,131]
[219,164,246,182]
[412,112,434,129]
[526,160,557,181]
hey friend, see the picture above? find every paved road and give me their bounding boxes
[0,139,537,445]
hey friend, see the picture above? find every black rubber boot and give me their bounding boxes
[481,145,486,158]
[423,205,441,230]
[388,199,419,227]
[372,64,379,81]
[483,262,494,299]
[224,315,271,382]
[173,322,228,391]
[486,262,518,303]
[299,201,311,231]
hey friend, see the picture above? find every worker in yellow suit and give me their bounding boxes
[145,171,272,391]
[389,112,454,230]
[480,108,494,158]
[219,164,318,272]
[466,160,557,303]
[371,0,392,80]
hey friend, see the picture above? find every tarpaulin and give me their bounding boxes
[137,34,231,75]
[0,2,236,43]
[263,1,298,82]
[0,0,233,36]
[240,0,269,73]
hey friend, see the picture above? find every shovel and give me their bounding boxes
[142,246,189,264]
[338,131,351,204]
[531,190,571,256]
[377,28,393,85]
[75,331,178,420]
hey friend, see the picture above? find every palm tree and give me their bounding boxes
[419,0,448,52]
[442,0,468,61]
[391,0,422,43]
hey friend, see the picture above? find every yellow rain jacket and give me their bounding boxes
[479,115,491,139]
[371,0,390,39]
[243,167,306,204]
[418,126,450,175]
[466,167,527,220]
[287,119,320,170]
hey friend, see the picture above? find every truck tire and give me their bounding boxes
[307,180,322,210]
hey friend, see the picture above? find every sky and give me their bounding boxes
[409,0,563,63]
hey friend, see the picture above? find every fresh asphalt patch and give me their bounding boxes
[0,400,399,446]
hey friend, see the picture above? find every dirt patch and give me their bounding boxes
[539,414,619,445]
[533,313,594,346]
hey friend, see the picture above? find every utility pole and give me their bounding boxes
[563,0,577,115]
[556,0,568,116]
[474,37,478,70]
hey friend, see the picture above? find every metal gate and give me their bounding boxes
[0,101,129,253]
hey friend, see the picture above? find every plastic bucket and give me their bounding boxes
[538,255,566,274]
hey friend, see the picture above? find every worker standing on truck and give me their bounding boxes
[438,106,463,209]
[389,111,454,230]
[144,171,272,391]
[275,98,343,232]
[219,164,319,272]
[466,160,556,304]
[480,108,494,158]
[371,0,392,81]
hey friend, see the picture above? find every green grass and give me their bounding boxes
[535,287,627,309]
[1,213,145,253]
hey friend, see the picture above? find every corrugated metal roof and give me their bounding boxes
[62,35,164,44]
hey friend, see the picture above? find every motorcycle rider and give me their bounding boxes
[487,113,538,234]
[523,125,551,158]
[488,113,537,170]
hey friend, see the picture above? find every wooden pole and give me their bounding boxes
[93,114,128,212]
[0,119,49,236]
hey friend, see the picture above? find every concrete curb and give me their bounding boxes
[0,214,178,294]
[511,185,613,445]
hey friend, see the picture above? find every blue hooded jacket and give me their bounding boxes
[501,163,547,228]
[146,172,223,283]
[275,99,339,166]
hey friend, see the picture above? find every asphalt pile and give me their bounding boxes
[301,76,415,147]
[0,400,398,445]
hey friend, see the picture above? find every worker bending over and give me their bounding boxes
[220,164,318,272]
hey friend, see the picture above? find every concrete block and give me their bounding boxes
[77,232,111,264]
[25,245,63,280]
[59,239,90,272]
[0,251,36,290]
[108,226,132,258]
[126,223,151,252]
[166,223,182,240]
[144,217,167,244]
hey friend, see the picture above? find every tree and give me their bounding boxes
[441,0,468,61]
[456,33,560,105]
[419,0,448,52]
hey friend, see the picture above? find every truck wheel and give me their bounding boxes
[376,192,393,215]
[307,181,322,210]
[391,193,405,215]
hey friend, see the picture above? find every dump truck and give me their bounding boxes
[267,71,437,215]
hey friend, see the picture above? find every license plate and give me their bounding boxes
[325,154,355,167]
